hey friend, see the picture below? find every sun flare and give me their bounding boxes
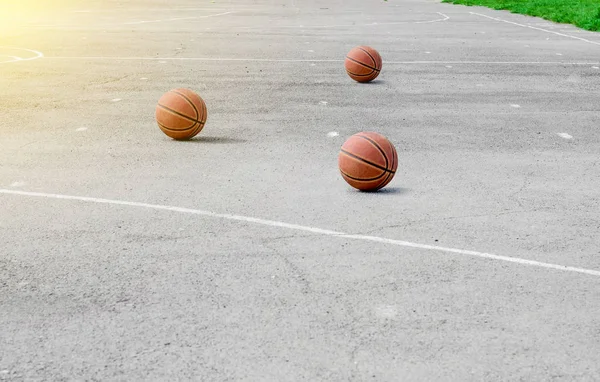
[0,0,72,35]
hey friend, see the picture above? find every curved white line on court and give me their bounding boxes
[470,12,600,46]
[0,47,44,64]
[1,188,599,278]
[414,12,450,24]
[0,56,22,64]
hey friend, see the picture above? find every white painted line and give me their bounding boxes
[556,133,573,140]
[75,127,88,131]
[593,66,599,69]
[470,12,600,46]
[414,12,449,24]
[111,98,122,102]
[0,47,44,64]
[327,131,339,137]
[511,104,521,108]
[308,50,315,53]
[1,189,599,278]
[556,53,563,56]
[43,56,600,65]
[445,65,452,68]
[123,11,232,25]
[320,101,328,105]
[236,12,448,30]
[140,77,148,80]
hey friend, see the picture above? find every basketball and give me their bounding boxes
[156,88,207,140]
[338,132,398,191]
[344,46,382,83]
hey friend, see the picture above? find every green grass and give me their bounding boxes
[441,0,600,31]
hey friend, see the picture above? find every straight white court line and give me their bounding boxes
[235,12,449,29]
[72,8,234,13]
[43,56,600,65]
[470,12,600,47]
[124,11,232,25]
[1,189,600,278]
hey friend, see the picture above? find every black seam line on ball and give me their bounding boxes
[158,121,201,132]
[346,69,375,77]
[172,90,201,120]
[340,150,395,174]
[345,56,380,72]
[157,104,199,124]
[357,47,380,69]
[355,134,389,169]
[341,170,388,182]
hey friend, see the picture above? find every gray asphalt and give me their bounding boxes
[1,0,600,380]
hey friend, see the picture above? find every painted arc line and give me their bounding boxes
[470,12,600,47]
[0,58,19,64]
[414,12,450,24]
[43,57,600,65]
[0,47,44,64]
[1,189,599,278]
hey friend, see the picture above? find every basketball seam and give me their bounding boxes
[172,90,201,121]
[158,120,197,133]
[345,56,380,72]
[340,150,395,174]
[357,47,380,70]
[189,120,205,137]
[377,144,396,189]
[157,104,199,125]
[340,170,387,182]
[201,97,207,124]
[345,69,376,77]
[197,93,207,124]
[355,135,389,170]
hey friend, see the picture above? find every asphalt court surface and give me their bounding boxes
[1,0,599,380]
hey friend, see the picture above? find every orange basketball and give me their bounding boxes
[156,88,207,140]
[338,132,398,191]
[344,46,382,83]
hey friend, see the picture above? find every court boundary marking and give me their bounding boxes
[43,56,600,65]
[0,47,44,64]
[235,12,449,30]
[1,189,599,278]
[471,12,600,47]
[123,11,233,25]
[23,10,445,30]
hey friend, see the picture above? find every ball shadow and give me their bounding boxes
[361,79,386,85]
[181,136,248,144]
[352,187,409,195]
